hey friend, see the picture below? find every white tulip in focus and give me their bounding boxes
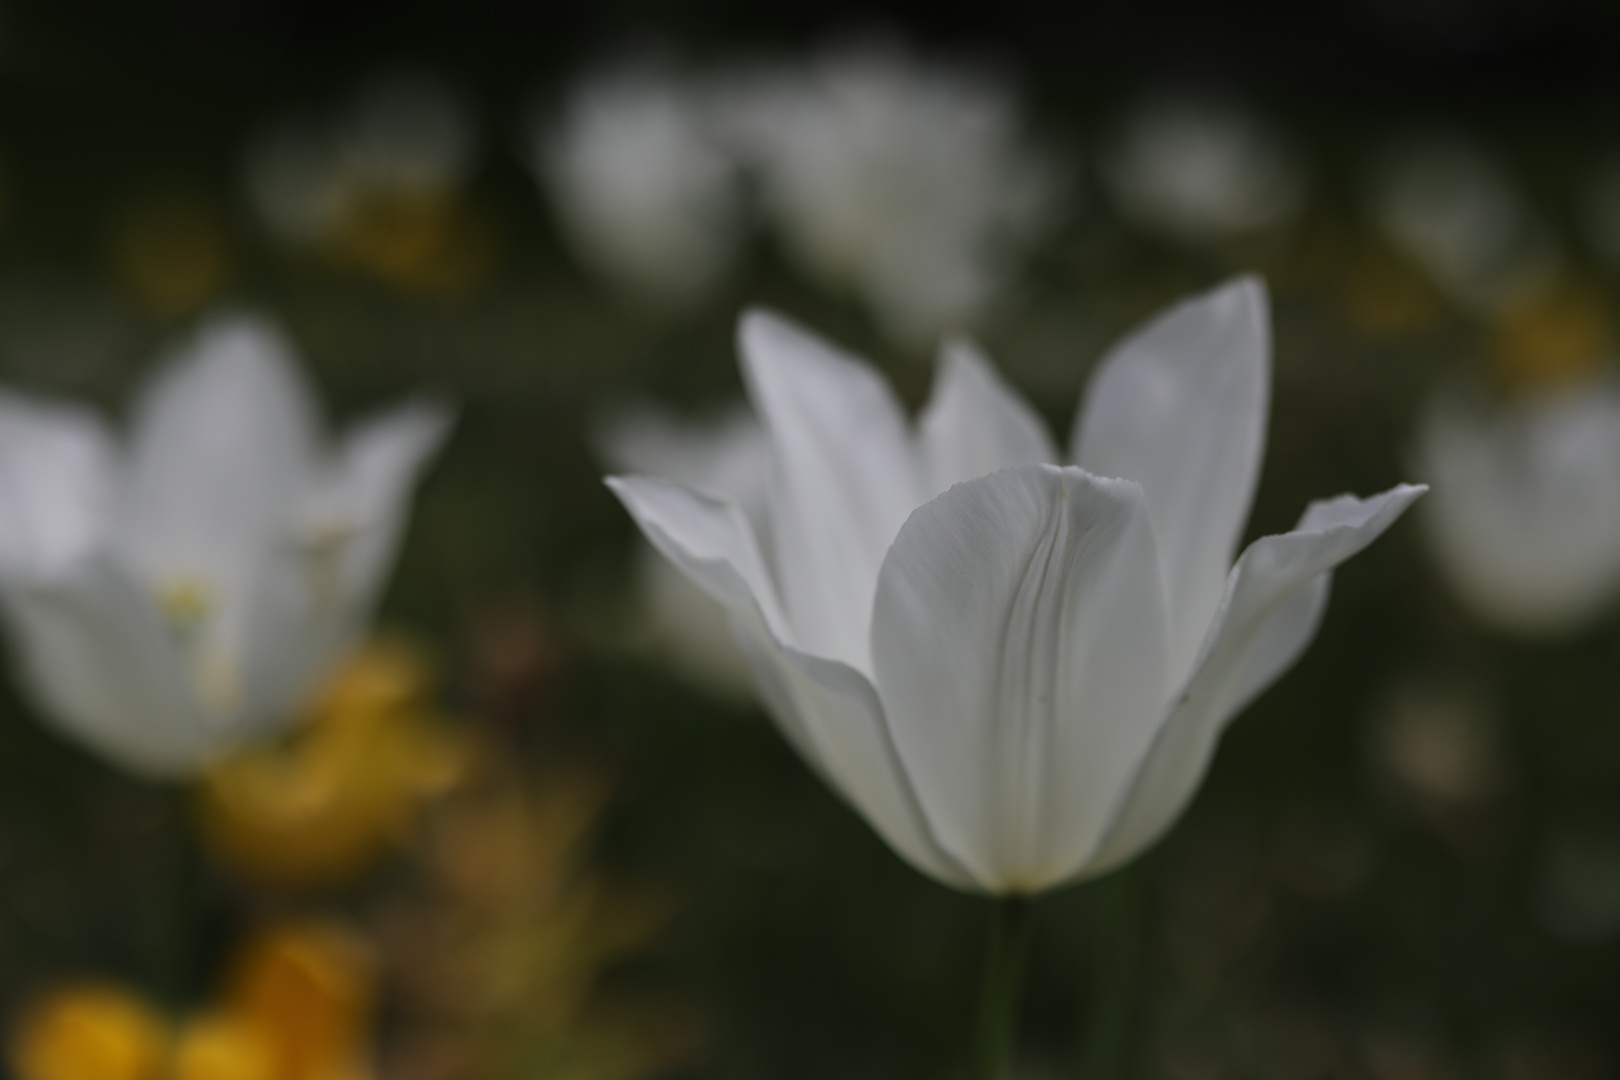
[596,404,769,695]
[1368,136,1560,316]
[1417,379,1620,635]
[1103,96,1304,243]
[536,66,743,306]
[609,278,1423,894]
[0,314,451,776]
[720,43,1062,346]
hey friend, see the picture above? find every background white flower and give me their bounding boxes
[596,403,769,696]
[609,279,1423,893]
[0,314,451,776]
[534,65,745,306]
[1417,379,1620,635]
[243,69,479,250]
[718,42,1063,346]
[1368,135,1560,316]
[1103,95,1305,243]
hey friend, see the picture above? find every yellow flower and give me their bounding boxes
[172,1016,276,1080]
[9,984,169,1080]
[222,922,374,1080]
[1488,274,1614,394]
[106,188,232,318]
[10,922,376,1080]
[329,189,494,299]
[198,640,467,891]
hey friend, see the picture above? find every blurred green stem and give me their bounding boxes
[1077,869,1144,1080]
[973,895,1035,1080]
[157,782,200,1008]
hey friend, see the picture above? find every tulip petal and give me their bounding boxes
[871,465,1172,893]
[608,474,972,888]
[319,398,453,610]
[917,338,1057,498]
[0,391,115,579]
[121,315,320,605]
[741,309,922,670]
[228,398,454,730]
[1074,277,1269,682]
[1087,483,1426,874]
[0,559,215,777]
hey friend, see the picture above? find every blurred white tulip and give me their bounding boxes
[535,66,744,306]
[596,404,769,696]
[1103,96,1304,243]
[243,70,478,249]
[0,315,451,776]
[719,43,1063,346]
[609,279,1422,894]
[1418,379,1620,635]
[1369,136,1560,315]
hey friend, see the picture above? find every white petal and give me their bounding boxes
[227,548,354,736]
[607,474,970,888]
[221,399,452,735]
[120,314,320,603]
[917,338,1057,498]
[741,310,922,669]
[1087,483,1426,874]
[871,465,1172,893]
[594,402,772,531]
[314,397,453,610]
[0,559,217,777]
[1074,277,1270,682]
[1417,386,1620,635]
[0,390,115,579]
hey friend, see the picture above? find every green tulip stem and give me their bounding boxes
[160,782,201,1008]
[1077,868,1144,1080]
[973,894,1036,1080]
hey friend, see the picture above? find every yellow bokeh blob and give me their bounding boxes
[1489,275,1615,395]
[11,921,376,1080]
[198,639,466,890]
[9,983,169,1080]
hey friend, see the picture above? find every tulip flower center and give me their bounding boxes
[159,578,212,629]
[157,577,241,717]
[302,522,355,610]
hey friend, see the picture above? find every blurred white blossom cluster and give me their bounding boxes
[241,70,491,296]
[532,44,1065,346]
[244,70,479,252]
[1101,95,1305,244]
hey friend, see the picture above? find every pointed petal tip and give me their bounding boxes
[1299,481,1428,533]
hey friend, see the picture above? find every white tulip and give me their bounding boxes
[609,279,1423,894]
[0,314,451,777]
[718,43,1062,346]
[1103,96,1305,243]
[1417,379,1620,635]
[596,404,769,695]
[536,66,744,306]
[1368,136,1559,316]
[243,70,478,249]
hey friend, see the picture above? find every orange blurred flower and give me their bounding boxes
[198,639,467,891]
[11,922,376,1080]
